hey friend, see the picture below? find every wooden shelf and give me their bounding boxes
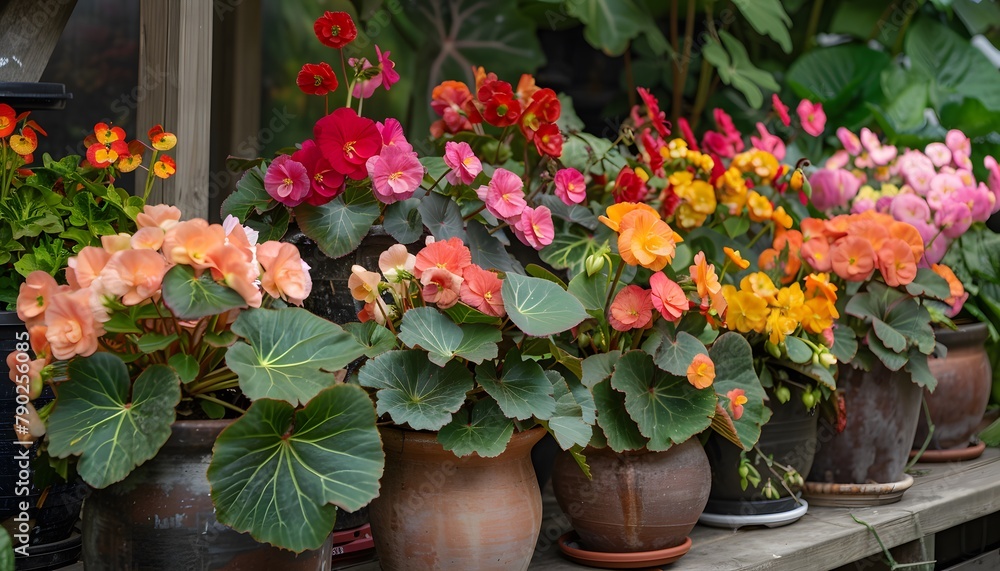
[530,447,1000,570]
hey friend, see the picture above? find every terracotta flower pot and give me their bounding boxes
[913,322,992,450]
[82,420,332,570]
[809,362,922,484]
[369,426,545,571]
[551,439,710,553]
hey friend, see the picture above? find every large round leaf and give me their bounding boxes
[708,332,770,451]
[382,198,424,244]
[475,350,556,421]
[357,349,473,431]
[502,273,588,337]
[47,353,180,488]
[227,308,367,406]
[437,398,514,458]
[209,385,384,552]
[294,186,379,259]
[609,350,716,451]
[161,264,247,321]
[592,378,645,452]
[397,307,501,367]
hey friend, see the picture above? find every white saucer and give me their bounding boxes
[698,499,809,530]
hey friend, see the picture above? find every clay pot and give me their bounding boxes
[82,420,331,570]
[551,439,710,553]
[705,385,818,515]
[809,362,922,484]
[369,426,545,571]
[913,322,992,450]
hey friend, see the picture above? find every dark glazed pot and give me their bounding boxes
[369,426,545,571]
[705,385,818,515]
[809,363,922,484]
[913,323,992,450]
[82,420,332,570]
[551,439,710,553]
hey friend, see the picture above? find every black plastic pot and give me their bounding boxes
[704,385,818,516]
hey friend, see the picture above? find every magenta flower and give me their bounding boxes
[713,108,744,152]
[825,150,850,170]
[350,57,380,99]
[264,155,311,207]
[889,193,930,226]
[366,145,424,204]
[797,100,826,137]
[954,184,993,223]
[935,201,972,239]
[483,168,526,219]
[809,168,861,211]
[376,45,400,91]
[554,168,586,205]
[701,131,738,158]
[851,197,877,214]
[291,139,345,206]
[837,127,862,155]
[512,205,554,250]
[860,128,897,166]
[750,122,786,161]
[377,118,412,152]
[772,94,791,127]
[443,141,482,186]
[924,142,951,168]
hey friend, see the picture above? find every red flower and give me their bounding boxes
[613,166,647,203]
[147,124,176,151]
[86,123,129,168]
[153,155,176,179]
[313,11,357,49]
[297,62,339,96]
[430,80,476,137]
[532,123,563,158]
[478,79,521,127]
[520,88,560,140]
[639,129,664,174]
[292,139,345,206]
[701,131,737,158]
[0,104,15,138]
[314,107,382,180]
[637,87,670,138]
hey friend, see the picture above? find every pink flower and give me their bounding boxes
[678,117,698,150]
[750,122,786,161]
[16,272,65,326]
[443,141,482,186]
[375,45,400,91]
[927,173,964,211]
[924,142,952,168]
[772,94,791,127]
[889,193,931,226]
[934,201,972,239]
[608,285,653,332]
[377,118,412,152]
[714,108,744,151]
[797,100,826,137]
[264,155,311,207]
[809,168,861,211]
[482,168,526,219]
[349,57,380,99]
[512,205,554,250]
[906,168,935,196]
[954,184,994,223]
[701,131,738,158]
[100,249,166,306]
[554,168,586,205]
[44,289,104,360]
[366,145,424,204]
[421,268,462,308]
[825,150,851,170]
[836,127,862,155]
[946,129,971,160]
[291,139,345,206]
[67,247,111,289]
[413,237,472,279]
[649,272,687,322]
[257,241,312,306]
[984,156,1000,214]
[459,264,505,317]
[860,128,897,165]
[314,107,382,180]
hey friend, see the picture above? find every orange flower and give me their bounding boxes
[771,206,793,229]
[877,238,917,287]
[153,155,176,179]
[804,273,838,304]
[0,104,14,137]
[758,247,800,285]
[724,247,751,270]
[598,201,659,232]
[162,219,227,270]
[801,297,839,334]
[801,218,827,242]
[413,237,472,279]
[888,221,924,264]
[618,209,680,271]
[801,238,831,272]
[10,127,37,155]
[850,219,889,251]
[727,388,748,420]
[608,285,653,331]
[136,204,182,231]
[116,140,146,172]
[148,124,177,151]
[686,354,715,389]
[44,289,104,360]
[824,215,852,239]
[829,236,876,282]
[16,271,65,326]
[931,264,965,306]
[257,241,312,306]
[100,249,167,306]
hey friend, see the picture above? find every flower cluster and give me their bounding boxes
[722,270,838,348]
[298,11,398,101]
[0,104,44,166]
[813,128,999,265]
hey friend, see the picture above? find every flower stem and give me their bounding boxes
[193,393,246,415]
[604,261,627,318]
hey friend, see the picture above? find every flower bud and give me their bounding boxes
[801,391,816,409]
[765,341,781,359]
[585,253,606,276]
[774,385,791,404]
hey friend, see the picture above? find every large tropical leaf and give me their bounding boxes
[475,350,556,420]
[702,31,780,108]
[502,273,588,337]
[564,0,669,57]
[161,264,247,321]
[46,354,180,488]
[592,378,645,452]
[398,307,501,367]
[209,385,383,552]
[905,17,1000,113]
[437,398,514,458]
[786,44,890,118]
[227,308,366,405]
[357,349,473,430]
[294,186,380,259]
[708,332,770,451]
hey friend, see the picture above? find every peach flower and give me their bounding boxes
[257,241,312,306]
[686,354,715,389]
[877,238,917,287]
[17,271,65,326]
[349,265,382,303]
[44,289,104,360]
[162,219,227,270]
[131,226,165,250]
[829,236,876,282]
[100,249,167,306]
[379,244,416,283]
[67,247,111,289]
[206,245,261,308]
[414,237,472,279]
[101,233,133,253]
[136,204,182,231]
[618,209,680,271]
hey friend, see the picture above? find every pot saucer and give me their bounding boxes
[803,474,914,507]
[557,533,692,569]
[909,441,986,463]
[698,499,808,530]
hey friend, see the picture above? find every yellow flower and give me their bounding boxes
[804,272,838,304]
[634,166,650,183]
[722,285,769,333]
[724,247,751,270]
[662,138,689,159]
[740,272,778,305]
[881,183,900,197]
[618,209,681,271]
[801,297,838,334]
[771,206,793,229]
[715,167,748,215]
[747,191,773,222]
[674,203,708,229]
[857,185,877,200]
[766,309,798,345]
[774,283,806,313]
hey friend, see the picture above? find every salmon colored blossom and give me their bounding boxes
[801,238,831,272]
[206,245,261,308]
[379,244,416,283]
[348,265,382,303]
[649,272,687,322]
[691,251,726,316]
[16,271,65,326]
[100,249,166,306]
[727,388,748,420]
[137,204,182,231]
[413,237,472,280]
[931,263,968,316]
[618,209,680,271]
[877,238,917,287]
[598,202,659,232]
[67,247,111,289]
[608,285,654,332]
[44,289,104,360]
[162,219,227,270]
[131,226,165,250]
[459,265,505,318]
[829,236,877,282]
[6,351,45,399]
[686,354,715,389]
[421,268,463,309]
[256,241,312,306]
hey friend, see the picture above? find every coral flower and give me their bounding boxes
[0,104,15,137]
[686,354,715,389]
[348,264,382,303]
[291,139,345,206]
[691,251,724,304]
[367,145,424,204]
[379,244,416,283]
[421,268,463,308]
[162,219,227,270]
[44,289,104,360]
[137,204,182,231]
[513,205,555,250]
[723,247,751,270]
[608,285,654,332]
[801,238,832,272]
[67,247,111,290]
[482,168,527,219]
[829,236,877,282]
[772,94,791,127]
[797,100,826,137]
[256,241,312,306]
[297,62,338,96]
[430,80,476,136]
[554,168,586,205]
[443,141,482,186]
[649,272,687,322]
[877,238,917,287]
[931,263,968,316]
[16,271,64,325]
[313,11,357,48]
[727,388,748,420]
[460,264,505,317]
[618,209,679,271]
[148,124,177,151]
[100,249,166,306]
[314,107,382,180]
[413,237,472,279]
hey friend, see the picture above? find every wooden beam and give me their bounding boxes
[137,0,212,219]
[0,0,77,82]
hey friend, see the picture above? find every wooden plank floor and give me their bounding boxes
[529,448,1000,570]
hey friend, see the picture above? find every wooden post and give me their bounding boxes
[137,0,212,219]
[0,0,77,82]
